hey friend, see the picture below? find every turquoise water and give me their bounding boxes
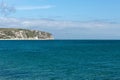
[0,40,120,80]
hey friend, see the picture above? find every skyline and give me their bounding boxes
[0,0,120,39]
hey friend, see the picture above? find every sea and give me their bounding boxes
[0,40,120,80]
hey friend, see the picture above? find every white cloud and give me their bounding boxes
[0,17,120,39]
[16,5,54,10]
[0,17,119,29]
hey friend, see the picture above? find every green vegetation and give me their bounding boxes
[0,28,53,39]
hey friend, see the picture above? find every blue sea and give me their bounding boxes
[0,40,120,80]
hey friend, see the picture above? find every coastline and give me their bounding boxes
[0,38,54,41]
[0,28,54,40]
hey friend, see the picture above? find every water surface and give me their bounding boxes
[0,40,120,80]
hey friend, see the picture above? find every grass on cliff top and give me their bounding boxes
[0,28,29,31]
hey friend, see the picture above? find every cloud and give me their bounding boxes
[16,5,54,10]
[0,17,119,29]
[0,17,120,39]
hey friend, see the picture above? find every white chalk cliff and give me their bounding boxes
[0,28,54,40]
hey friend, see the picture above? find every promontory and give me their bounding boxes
[0,28,54,40]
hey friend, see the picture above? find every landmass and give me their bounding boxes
[0,28,54,40]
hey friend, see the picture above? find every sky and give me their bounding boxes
[0,0,120,39]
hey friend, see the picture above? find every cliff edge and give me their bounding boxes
[0,28,54,40]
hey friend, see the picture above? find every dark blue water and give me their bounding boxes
[0,40,120,80]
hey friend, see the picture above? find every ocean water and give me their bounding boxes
[0,40,120,80]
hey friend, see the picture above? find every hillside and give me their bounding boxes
[0,28,54,40]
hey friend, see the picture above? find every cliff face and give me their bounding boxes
[0,28,54,40]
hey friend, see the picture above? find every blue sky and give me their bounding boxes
[4,0,120,21]
[0,0,120,39]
